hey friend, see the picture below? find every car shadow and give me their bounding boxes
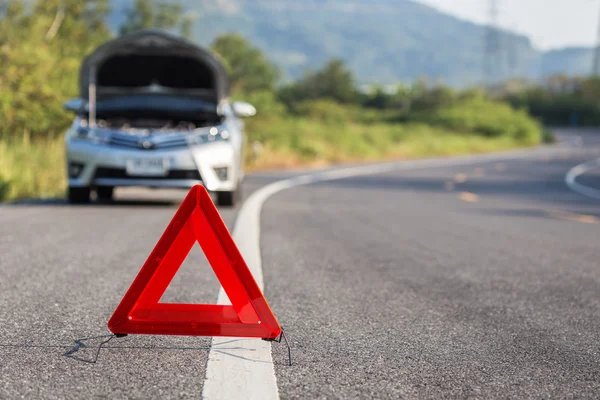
[3,183,263,209]
[6,197,179,208]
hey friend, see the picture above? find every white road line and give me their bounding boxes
[565,158,600,200]
[201,144,569,400]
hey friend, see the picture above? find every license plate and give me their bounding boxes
[126,157,169,177]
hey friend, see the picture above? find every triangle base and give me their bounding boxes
[110,321,276,338]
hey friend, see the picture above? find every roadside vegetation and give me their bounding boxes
[0,133,65,201]
[0,0,571,202]
[500,75,600,127]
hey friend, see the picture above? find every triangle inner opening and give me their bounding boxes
[159,241,231,305]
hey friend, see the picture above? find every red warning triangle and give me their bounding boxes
[108,185,281,339]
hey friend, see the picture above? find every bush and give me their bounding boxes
[410,86,458,111]
[242,99,542,172]
[409,98,542,144]
[291,100,354,124]
[502,76,600,127]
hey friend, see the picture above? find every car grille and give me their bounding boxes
[108,132,189,150]
[94,167,202,180]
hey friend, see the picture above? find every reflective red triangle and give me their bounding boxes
[108,185,281,339]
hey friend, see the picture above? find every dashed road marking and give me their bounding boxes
[495,162,506,172]
[548,210,599,224]
[454,173,468,183]
[458,192,479,203]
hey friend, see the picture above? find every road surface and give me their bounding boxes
[1,129,599,399]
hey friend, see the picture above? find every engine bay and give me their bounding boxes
[96,117,202,133]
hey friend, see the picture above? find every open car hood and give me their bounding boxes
[79,29,229,115]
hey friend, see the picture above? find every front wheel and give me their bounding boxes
[68,186,91,204]
[96,186,114,201]
[216,186,241,207]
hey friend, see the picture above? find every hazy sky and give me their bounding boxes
[417,0,600,50]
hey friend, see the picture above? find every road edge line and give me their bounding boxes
[565,158,600,200]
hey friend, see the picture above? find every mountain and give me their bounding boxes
[540,47,594,77]
[107,0,594,86]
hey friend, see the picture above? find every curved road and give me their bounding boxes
[0,129,599,398]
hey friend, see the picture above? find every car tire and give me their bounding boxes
[96,186,114,201]
[216,189,238,207]
[68,186,91,204]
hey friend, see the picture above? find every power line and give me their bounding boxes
[484,0,501,85]
[593,2,600,76]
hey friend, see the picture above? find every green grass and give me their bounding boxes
[0,133,66,202]
[244,115,540,171]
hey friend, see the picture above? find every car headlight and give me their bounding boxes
[186,126,230,146]
[71,122,110,144]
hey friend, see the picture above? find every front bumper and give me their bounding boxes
[66,139,238,192]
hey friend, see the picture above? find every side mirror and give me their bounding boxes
[231,101,256,118]
[63,98,86,113]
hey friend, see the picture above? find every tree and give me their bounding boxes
[179,12,197,39]
[0,0,112,138]
[279,59,357,105]
[211,34,280,94]
[119,0,191,38]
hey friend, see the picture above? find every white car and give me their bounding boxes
[63,29,255,206]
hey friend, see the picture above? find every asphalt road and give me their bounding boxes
[1,129,600,399]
